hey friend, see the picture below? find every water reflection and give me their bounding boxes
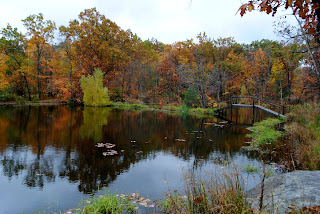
[80,107,111,142]
[0,106,261,213]
[218,106,276,125]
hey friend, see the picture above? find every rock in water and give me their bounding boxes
[246,170,320,213]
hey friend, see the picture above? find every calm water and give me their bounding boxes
[221,105,278,125]
[0,105,268,213]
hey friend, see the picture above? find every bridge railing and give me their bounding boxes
[255,97,286,115]
[232,96,286,115]
[217,96,286,116]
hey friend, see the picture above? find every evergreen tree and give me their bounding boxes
[184,86,198,107]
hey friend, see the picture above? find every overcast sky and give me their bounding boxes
[0,0,297,44]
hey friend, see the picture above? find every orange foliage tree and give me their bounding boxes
[0,25,34,100]
[22,13,56,99]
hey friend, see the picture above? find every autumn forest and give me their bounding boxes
[1,7,319,107]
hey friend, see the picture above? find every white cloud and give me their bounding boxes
[0,0,298,44]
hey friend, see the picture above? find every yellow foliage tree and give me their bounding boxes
[80,69,111,106]
[0,54,9,89]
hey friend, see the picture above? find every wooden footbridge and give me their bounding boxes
[214,96,286,119]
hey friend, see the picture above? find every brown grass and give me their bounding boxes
[160,166,254,214]
[285,104,320,170]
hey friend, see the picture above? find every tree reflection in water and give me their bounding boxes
[0,105,260,195]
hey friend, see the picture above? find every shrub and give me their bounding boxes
[184,86,198,107]
[0,89,15,101]
[15,95,27,104]
[80,69,111,106]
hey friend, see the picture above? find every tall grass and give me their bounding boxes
[188,107,215,116]
[110,102,149,110]
[286,104,320,170]
[160,166,253,214]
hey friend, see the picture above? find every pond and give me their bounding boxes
[0,105,270,213]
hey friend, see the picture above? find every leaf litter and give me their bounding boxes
[119,193,155,208]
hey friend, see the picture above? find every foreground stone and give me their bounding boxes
[246,170,320,213]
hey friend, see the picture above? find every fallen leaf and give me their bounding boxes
[140,202,148,207]
[136,197,145,202]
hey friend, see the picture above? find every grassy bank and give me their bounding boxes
[110,102,216,117]
[72,191,138,214]
[246,117,285,152]
[0,99,63,106]
[0,99,216,117]
[285,104,320,170]
[244,103,320,170]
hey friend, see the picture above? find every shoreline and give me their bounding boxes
[0,99,64,106]
[0,100,217,117]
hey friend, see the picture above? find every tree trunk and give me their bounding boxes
[23,75,31,101]
[138,66,142,99]
[294,14,320,83]
[68,51,73,101]
[280,80,283,105]
[37,44,42,99]
[154,76,158,101]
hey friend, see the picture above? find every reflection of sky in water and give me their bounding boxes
[0,150,261,214]
[0,106,265,213]
[107,151,261,198]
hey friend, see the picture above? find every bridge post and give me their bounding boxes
[252,97,255,124]
[230,97,233,121]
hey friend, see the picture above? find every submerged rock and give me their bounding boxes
[246,170,320,213]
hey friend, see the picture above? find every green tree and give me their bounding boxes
[80,69,111,106]
[184,86,198,107]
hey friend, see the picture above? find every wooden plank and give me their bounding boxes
[255,105,286,118]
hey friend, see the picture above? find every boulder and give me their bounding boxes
[246,170,320,213]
